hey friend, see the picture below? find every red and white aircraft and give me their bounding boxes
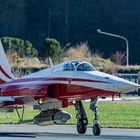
[0,41,139,136]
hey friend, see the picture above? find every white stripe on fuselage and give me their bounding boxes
[1,79,117,92]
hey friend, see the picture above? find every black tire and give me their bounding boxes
[77,120,87,134]
[92,123,101,136]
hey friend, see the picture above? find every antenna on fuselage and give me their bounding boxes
[48,57,54,67]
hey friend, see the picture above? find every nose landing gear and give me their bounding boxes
[90,98,101,136]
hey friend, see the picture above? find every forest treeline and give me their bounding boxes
[0,1,140,64]
[2,37,140,77]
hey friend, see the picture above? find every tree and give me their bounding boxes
[110,51,126,65]
[1,37,39,77]
[1,37,38,58]
[43,38,63,63]
[65,42,91,61]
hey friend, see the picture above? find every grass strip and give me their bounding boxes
[0,101,140,128]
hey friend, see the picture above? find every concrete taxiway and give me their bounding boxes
[0,125,140,140]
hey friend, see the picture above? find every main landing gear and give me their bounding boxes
[75,98,101,136]
[75,101,88,134]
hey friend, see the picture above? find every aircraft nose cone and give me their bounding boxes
[118,80,140,93]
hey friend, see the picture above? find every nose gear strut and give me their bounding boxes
[90,98,101,136]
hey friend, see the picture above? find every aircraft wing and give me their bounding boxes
[0,96,15,101]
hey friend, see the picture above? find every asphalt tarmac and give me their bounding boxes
[0,125,140,140]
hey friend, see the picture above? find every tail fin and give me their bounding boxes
[48,57,54,67]
[0,40,15,84]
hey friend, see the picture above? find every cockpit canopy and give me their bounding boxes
[53,60,96,72]
[76,62,96,71]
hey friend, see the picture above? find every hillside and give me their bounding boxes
[0,1,140,64]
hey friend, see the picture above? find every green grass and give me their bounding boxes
[0,108,39,124]
[1,101,140,128]
[64,101,140,128]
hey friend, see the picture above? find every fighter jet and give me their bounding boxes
[0,41,139,136]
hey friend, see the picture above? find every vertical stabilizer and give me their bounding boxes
[0,40,15,84]
[48,57,54,67]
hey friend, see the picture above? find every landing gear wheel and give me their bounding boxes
[92,123,101,136]
[77,120,87,134]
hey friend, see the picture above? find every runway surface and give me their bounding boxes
[0,125,140,140]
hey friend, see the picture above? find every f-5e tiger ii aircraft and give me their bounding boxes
[0,40,139,136]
